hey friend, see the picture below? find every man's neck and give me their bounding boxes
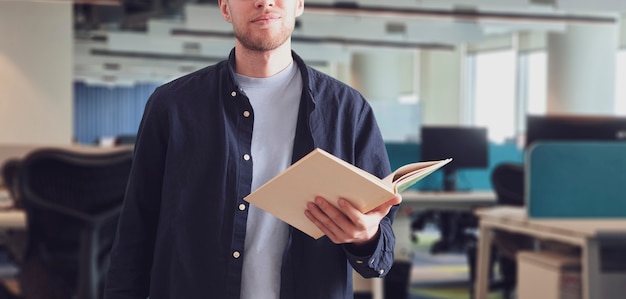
[234,41,294,78]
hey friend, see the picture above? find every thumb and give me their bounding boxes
[370,194,402,215]
[389,194,402,206]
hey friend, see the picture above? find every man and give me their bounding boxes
[104,0,400,298]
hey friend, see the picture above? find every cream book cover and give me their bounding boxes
[244,148,451,239]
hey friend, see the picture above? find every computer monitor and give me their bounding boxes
[420,126,489,191]
[525,114,626,150]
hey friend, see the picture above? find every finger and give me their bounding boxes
[304,205,339,241]
[305,199,347,241]
[336,198,367,229]
[390,194,403,205]
[313,197,354,232]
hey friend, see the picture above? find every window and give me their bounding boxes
[467,49,547,143]
[523,51,547,116]
[468,50,516,143]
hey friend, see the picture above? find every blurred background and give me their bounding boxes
[2,1,626,299]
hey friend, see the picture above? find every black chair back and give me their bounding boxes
[490,162,525,206]
[17,148,133,299]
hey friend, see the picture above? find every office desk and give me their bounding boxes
[0,210,26,229]
[474,207,626,299]
[400,190,496,212]
[392,190,497,268]
[357,191,496,299]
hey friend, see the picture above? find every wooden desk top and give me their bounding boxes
[399,190,496,211]
[477,206,626,239]
[402,190,496,201]
[0,210,26,229]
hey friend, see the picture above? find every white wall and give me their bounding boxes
[0,1,73,145]
[350,49,415,102]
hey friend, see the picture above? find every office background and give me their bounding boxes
[2,0,625,193]
[2,2,626,299]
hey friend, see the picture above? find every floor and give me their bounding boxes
[407,229,509,299]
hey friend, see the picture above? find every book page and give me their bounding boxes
[393,158,452,193]
[382,158,452,193]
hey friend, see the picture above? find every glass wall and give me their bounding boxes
[467,46,625,143]
[467,50,516,143]
[523,51,547,116]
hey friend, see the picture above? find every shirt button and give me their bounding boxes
[231,91,237,97]
[233,251,241,258]
[356,260,364,264]
[378,269,384,275]
[243,111,250,118]
[238,203,246,211]
[243,154,250,161]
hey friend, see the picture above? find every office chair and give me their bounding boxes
[412,210,477,254]
[466,162,527,299]
[16,147,133,299]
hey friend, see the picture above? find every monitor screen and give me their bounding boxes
[420,126,489,169]
[525,114,626,149]
[420,126,489,190]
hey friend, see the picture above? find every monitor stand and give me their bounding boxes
[432,168,475,254]
[443,168,457,191]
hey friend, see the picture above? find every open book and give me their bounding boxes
[244,148,452,239]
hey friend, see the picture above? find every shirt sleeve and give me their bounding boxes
[343,215,397,278]
[342,98,399,278]
[104,88,169,299]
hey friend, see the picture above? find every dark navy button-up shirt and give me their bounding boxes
[104,49,398,299]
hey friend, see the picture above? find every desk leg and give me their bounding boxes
[372,278,384,299]
[474,222,493,299]
[582,239,601,299]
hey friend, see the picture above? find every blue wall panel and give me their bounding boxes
[74,82,158,144]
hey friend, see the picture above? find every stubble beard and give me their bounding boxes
[234,23,293,52]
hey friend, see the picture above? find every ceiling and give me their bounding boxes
[72,0,626,85]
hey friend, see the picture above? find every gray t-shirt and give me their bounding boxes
[237,61,302,299]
